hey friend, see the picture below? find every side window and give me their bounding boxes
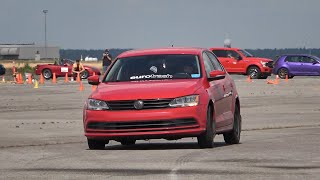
[212,50,228,57]
[285,56,300,62]
[202,53,215,77]
[206,52,224,71]
[226,50,241,59]
[301,56,315,63]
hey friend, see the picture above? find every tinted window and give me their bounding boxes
[301,56,316,63]
[285,56,301,62]
[105,54,201,82]
[205,52,224,71]
[212,50,228,57]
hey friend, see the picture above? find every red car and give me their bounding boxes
[210,47,273,79]
[84,48,241,149]
[35,59,101,79]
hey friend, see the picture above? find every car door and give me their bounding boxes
[300,56,319,75]
[226,50,246,73]
[202,52,231,129]
[206,51,234,126]
[284,56,302,75]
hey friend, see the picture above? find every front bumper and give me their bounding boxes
[84,105,207,140]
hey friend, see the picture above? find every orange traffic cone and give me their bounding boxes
[52,73,57,83]
[79,81,84,91]
[17,73,23,84]
[267,80,275,84]
[247,75,252,83]
[64,73,69,83]
[27,74,32,84]
[91,85,97,92]
[76,73,81,82]
[285,75,289,82]
[39,73,44,84]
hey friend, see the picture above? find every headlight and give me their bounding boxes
[169,95,199,107]
[87,99,109,110]
[261,61,267,67]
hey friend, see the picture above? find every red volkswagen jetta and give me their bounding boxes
[84,48,241,149]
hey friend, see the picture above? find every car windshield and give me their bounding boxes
[60,59,74,65]
[104,54,201,82]
[239,49,254,57]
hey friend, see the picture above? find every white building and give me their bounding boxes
[0,44,60,60]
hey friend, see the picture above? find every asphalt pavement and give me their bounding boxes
[0,75,319,179]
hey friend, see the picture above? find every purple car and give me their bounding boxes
[272,54,320,79]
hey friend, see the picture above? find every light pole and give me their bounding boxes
[43,10,48,59]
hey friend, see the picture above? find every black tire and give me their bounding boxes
[247,66,261,79]
[81,70,89,79]
[278,68,289,79]
[87,138,108,150]
[223,105,241,144]
[197,106,215,148]
[120,139,136,146]
[42,69,52,80]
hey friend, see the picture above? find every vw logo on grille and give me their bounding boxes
[134,100,144,110]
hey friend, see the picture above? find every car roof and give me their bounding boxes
[280,54,320,59]
[209,47,241,51]
[117,47,206,58]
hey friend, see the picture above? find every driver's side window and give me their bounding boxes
[227,50,241,60]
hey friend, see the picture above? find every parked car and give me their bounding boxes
[272,54,320,79]
[35,59,101,79]
[84,47,241,149]
[210,47,273,79]
[0,64,6,76]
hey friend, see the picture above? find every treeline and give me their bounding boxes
[60,48,320,60]
[248,48,320,60]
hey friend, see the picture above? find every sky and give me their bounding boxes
[1,0,320,49]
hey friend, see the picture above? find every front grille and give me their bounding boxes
[87,118,197,130]
[107,99,173,110]
[266,61,274,68]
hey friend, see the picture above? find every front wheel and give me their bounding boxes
[247,66,261,79]
[87,138,108,150]
[81,70,89,79]
[42,69,52,80]
[223,105,241,144]
[197,106,215,148]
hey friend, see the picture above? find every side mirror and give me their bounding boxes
[209,70,226,80]
[88,75,100,85]
[312,61,319,65]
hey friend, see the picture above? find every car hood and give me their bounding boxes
[247,57,273,62]
[90,79,202,101]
